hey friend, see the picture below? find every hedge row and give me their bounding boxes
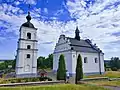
[0,77,52,84]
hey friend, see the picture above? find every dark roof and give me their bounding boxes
[22,22,35,28]
[21,12,36,29]
[67,37,102,53]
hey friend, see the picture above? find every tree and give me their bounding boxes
[37,54,53,69]
[12,59,16,69]
[37,56,46,69]
[57,54,66,80]
[75,54,83,84]
[110,57,120,71]
[47,54,53,69]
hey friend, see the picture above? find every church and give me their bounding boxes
[53,27,105,76]
[16,12,38,77]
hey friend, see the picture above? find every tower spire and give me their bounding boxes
[26,4,31,22]
[75,26,80,40]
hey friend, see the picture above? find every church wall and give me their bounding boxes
[16,51,37,76]
[16,27,38,77]
[100,53,105,73]
[19,40,37,49]
[71,52,104,75]
[20,27,37,40]
[53,51,72,74]
[32,51,37,74]
[53,35,72,73]
[71,51,77,75]
[81,52,100,74]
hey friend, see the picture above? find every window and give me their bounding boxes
[73,55,75,58]
[27,54,30,58]
[84,57,88,63]
[27,45,31,49]
[95,58,98,63]
[27,33,31,39]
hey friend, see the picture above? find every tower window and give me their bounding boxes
[95,58,98,63]
[73,55,75,58]
[27,33,31,39]
[84,57,88,63]
[27,54,30,58]
[27,45,31,49]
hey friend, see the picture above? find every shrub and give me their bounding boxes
[76,54,83,84]
[0,76,52,84]
[111,67,118,71]
[57,54,66,80]
[48,78,52,81]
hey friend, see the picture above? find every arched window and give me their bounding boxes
[27,54,30,58]
[84,57,88,63]
[95,58,98,63]
[27,33,31,39]
[27,45,31,49]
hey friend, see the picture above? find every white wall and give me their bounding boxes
[20,27,37,40]
[16,26,38,76]
[19,40,37,49]
[71,52,105,74]
[53,35,72,73]
[53,34,105,75]
[100,53,105,73]
[53,51,72,73]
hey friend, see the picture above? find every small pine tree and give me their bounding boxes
[75,54,83,84]
[57,54,66,80]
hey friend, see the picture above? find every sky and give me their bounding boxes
[0,0,120,60]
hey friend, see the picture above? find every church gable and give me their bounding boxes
[54,35,71,53]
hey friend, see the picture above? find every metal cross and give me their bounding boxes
[28,4,31,11]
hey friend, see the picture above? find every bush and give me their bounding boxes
[48,78,52,81]
[16,78,22,83]
[0,76,52,84]
[76,54,83,84]
[111,67,118,71]
[57,54,66,80]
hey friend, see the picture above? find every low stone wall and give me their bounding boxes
[109,78,120,81]
[0,81,65,87]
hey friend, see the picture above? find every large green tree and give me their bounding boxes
[37,54,53,69]
[45,54,53,69]
[57,54,66,80]
[75,54,83,84]
[37,56,46,69]
[110,57,120,71]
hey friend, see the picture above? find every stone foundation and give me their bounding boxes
[16,73,37,78]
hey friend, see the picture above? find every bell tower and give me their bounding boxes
[16,11,38,78]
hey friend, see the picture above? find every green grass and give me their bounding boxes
[84,71,120,78]
[0,84,109,90]
[86,80,120,87]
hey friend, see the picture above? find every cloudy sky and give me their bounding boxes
[0,0,120,60]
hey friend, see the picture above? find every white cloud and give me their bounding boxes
[65,0,120,59]
[1,0,120,59]
[23,0,36,5]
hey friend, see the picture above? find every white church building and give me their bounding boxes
[53,27,105,76]
[16,12,38,77]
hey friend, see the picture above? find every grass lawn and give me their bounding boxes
[86,80,120,87]
[0,84,109,90]
[84,71,120,78]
